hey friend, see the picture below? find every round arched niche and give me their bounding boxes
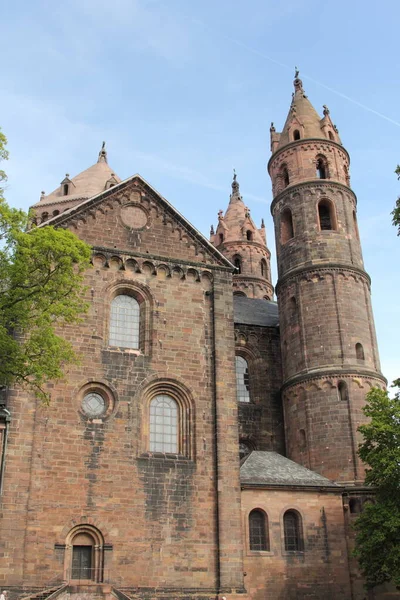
[120,203,149,229]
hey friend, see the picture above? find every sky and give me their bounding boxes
[1,0,399,388]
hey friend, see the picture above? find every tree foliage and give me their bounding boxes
[0,128,91,402]
[354,382,400,589]
[392,165,400,235]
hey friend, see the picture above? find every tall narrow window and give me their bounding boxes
[236,356,250,403]
[281,208,294,243]
[260,259,267,278]
[293,129,301,141]
[328,131,334,141]
[233,255,242,274]
[283,510,303,552]
[282,166,290,188]
[149,395,178,453]
[63,184,69,196]
[318,200,336,231]
[249,510,269,551]
[353,210,360,240]
[338,381,348,402]
[246,230,253,241]
[109,295,140,348]
[356,343,365,361]
[316,158,327,179]
[219,233,224,244]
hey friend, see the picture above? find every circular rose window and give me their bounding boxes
[81,392,106,417]
[120,204,148,229]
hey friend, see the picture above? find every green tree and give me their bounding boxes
[392,165,400,235]
[354,381,400,590]
[0,128,91,402]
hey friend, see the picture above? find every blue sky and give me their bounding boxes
[2,0,399,387]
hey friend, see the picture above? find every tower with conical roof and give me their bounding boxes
[210,172,274,300]
[31,143,121,224]
[268,72,386,484]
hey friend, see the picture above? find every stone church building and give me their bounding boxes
[0,75,390,599]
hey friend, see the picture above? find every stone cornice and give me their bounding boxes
[270,179,357,214]
[275,262,371,293]
[92,245,233,272]
[281,367,387,392]
[241,482,343,493]
[220,240,271,258]
[267,137,350,172]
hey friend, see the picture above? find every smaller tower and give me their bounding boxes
[211,173,273,299]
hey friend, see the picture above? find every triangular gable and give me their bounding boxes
[38,174,234,269]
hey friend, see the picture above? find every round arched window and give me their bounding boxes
[81,392,106,418]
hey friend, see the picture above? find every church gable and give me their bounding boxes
[43,175,232,269]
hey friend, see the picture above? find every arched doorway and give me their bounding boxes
[65,525,104,582]
[71,532,94,580]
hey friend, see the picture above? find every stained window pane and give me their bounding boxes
[150,395,178,453]
[249,510,268,551]
[109,295,140,348]
[236,356,250,402]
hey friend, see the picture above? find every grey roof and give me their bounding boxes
[233,296,279,327]
[240,451,339,488]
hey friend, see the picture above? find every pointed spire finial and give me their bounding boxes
[270,122,275,133]
[98,141,108,163]
[323,105,330,116]
[293,66,304,93]
[232,169,240,194]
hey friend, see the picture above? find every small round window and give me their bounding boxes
[82,392,106,417]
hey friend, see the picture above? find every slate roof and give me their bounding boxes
[240,451,339,488]
[233,296,279,328]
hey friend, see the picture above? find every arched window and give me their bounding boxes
[316,157,328,179]
[149,395,178,453]
[328,131,334,141]
[246,230,253,241]
[356,343,365,361]
[318,199,336,231]
[233,255,242,274]
[53,210,60,217]
[109,295,140,348]
[233,291,246,297]
[260,259,267,278]
[353,210,360,240]
[283,510,303,552]
[219,233,224,244]
[235,356,250,403]
[63,184,69,196]
[338,381,348,402]
[299,429,306,450]
[249,510,269,551]
[293,129,301,141]
[41,212,48,223]
[282,166,290,188]
[281,208,294,243]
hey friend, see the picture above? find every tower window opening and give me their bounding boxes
[246,230,253,241]
[282,166,290,188]
[63,184,69,196]
[219,233,224,244]
[328,131,334,141]
[316,158,327,179]
[233,255,242,274]
[353,210,360,240]
[349,498,362,514]
[293,129,301,141]
[281,208,294,244]
[260,259,267,278]
[338,381,348,402]
[249,510,269,551]
[356,343,365,361]
[318,199,336,231]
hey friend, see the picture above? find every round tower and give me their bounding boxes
[211,173,274,300]
[268,72,386,484]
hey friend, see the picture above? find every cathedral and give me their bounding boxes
[0,74,390,600]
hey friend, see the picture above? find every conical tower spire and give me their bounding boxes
[210,173,273,300]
